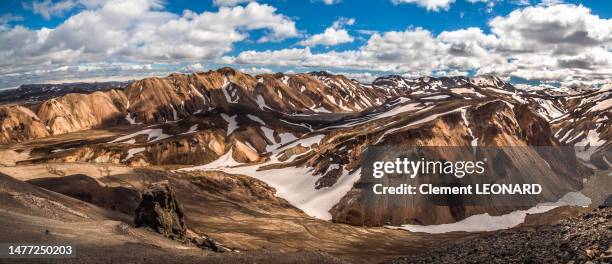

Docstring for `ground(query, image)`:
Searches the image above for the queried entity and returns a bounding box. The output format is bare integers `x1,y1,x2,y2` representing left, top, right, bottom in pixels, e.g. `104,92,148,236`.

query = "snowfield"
181,134,361,220
388,192,591,233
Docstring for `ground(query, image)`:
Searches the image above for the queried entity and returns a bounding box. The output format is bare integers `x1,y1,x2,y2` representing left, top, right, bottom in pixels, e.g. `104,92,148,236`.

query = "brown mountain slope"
36,89,128,135
0,68,391,144
0,105,50,144
0,89,128,144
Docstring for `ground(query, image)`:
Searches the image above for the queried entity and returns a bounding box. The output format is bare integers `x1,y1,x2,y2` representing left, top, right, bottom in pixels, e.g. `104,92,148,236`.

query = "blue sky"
0,0,611,89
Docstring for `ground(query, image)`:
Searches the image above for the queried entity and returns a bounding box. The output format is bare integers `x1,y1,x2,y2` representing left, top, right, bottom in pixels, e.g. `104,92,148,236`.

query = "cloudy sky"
0,0,610,89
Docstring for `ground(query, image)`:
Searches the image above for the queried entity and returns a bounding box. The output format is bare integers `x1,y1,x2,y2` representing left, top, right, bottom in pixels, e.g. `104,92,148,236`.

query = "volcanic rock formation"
134,181,187,241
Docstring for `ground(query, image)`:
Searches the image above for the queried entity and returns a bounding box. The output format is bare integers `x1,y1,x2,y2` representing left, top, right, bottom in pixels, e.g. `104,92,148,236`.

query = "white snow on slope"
574,129,606,161
180,133,357,220
109,128,171,143
256,95,271,110
125,113,140,125
389,192,591,233
534,99,564,121
181,125,198,135
51,148,74,153
260,127,298,152
221,114,238,135
324,100,433,130
274,134,325,154
312,106,332,113
221,77,238,103
423,95,450,100
376,106,467,144
461,109,478,150
575,130,605,148
260,126,276,143
123,147,146,161
171,105,178,121
182,157,361,220
565,131,584,144
247,114,266,125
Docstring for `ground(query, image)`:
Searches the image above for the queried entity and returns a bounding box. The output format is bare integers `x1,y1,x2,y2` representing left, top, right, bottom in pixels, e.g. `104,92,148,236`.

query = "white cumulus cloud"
299,17,355,47
391,0,456,12
0,1,298,75
231,4,612,88
212,0,254,7
319,0,342,5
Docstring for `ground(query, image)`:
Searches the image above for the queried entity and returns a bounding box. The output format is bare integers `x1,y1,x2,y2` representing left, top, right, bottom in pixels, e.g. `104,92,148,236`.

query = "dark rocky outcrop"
134,181,187,241
134,180,234,252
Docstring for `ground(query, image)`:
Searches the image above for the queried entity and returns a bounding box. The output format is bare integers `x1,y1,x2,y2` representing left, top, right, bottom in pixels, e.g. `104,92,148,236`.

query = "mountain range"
0,67,610,263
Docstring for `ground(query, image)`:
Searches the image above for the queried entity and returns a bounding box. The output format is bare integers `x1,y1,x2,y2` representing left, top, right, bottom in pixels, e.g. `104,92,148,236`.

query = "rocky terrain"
382,207,612,264
0,167,477,264
0,68,609,263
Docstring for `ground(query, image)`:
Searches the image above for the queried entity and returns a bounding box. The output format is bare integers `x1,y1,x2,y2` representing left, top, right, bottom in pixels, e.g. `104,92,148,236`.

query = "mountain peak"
469,75,509,88
217,67,240,76
308,71,334,78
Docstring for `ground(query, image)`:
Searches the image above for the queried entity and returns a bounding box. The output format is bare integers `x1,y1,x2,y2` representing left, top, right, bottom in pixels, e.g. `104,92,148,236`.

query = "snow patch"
376,106,467,144
180,125,198,135
389,192,591,233
312,106,332,113
247,114,265,125
109,128,171,143
256,95,271,110
171,105,178,121
183,159,361,220
221,114,238,135
423,95,450,100
51,148,74,153
125,113,140,125
461,109,478,151
123,147,146,161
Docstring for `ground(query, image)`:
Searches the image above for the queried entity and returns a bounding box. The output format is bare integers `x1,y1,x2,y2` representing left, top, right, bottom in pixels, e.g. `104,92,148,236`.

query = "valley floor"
0,161,607,264
0,163,478,264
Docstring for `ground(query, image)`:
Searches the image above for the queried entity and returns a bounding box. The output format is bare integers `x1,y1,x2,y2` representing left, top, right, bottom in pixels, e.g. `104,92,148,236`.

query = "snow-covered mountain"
0,68,609,228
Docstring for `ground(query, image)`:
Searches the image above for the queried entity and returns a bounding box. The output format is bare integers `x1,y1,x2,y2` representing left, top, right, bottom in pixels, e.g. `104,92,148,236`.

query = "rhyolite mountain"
0,67,609,226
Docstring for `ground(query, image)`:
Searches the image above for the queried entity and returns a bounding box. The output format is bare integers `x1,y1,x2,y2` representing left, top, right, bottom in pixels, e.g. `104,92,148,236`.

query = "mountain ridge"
0,68,530,144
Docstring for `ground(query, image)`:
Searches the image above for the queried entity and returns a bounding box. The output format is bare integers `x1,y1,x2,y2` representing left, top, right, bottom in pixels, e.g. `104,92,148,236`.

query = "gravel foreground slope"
383,207,611,264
